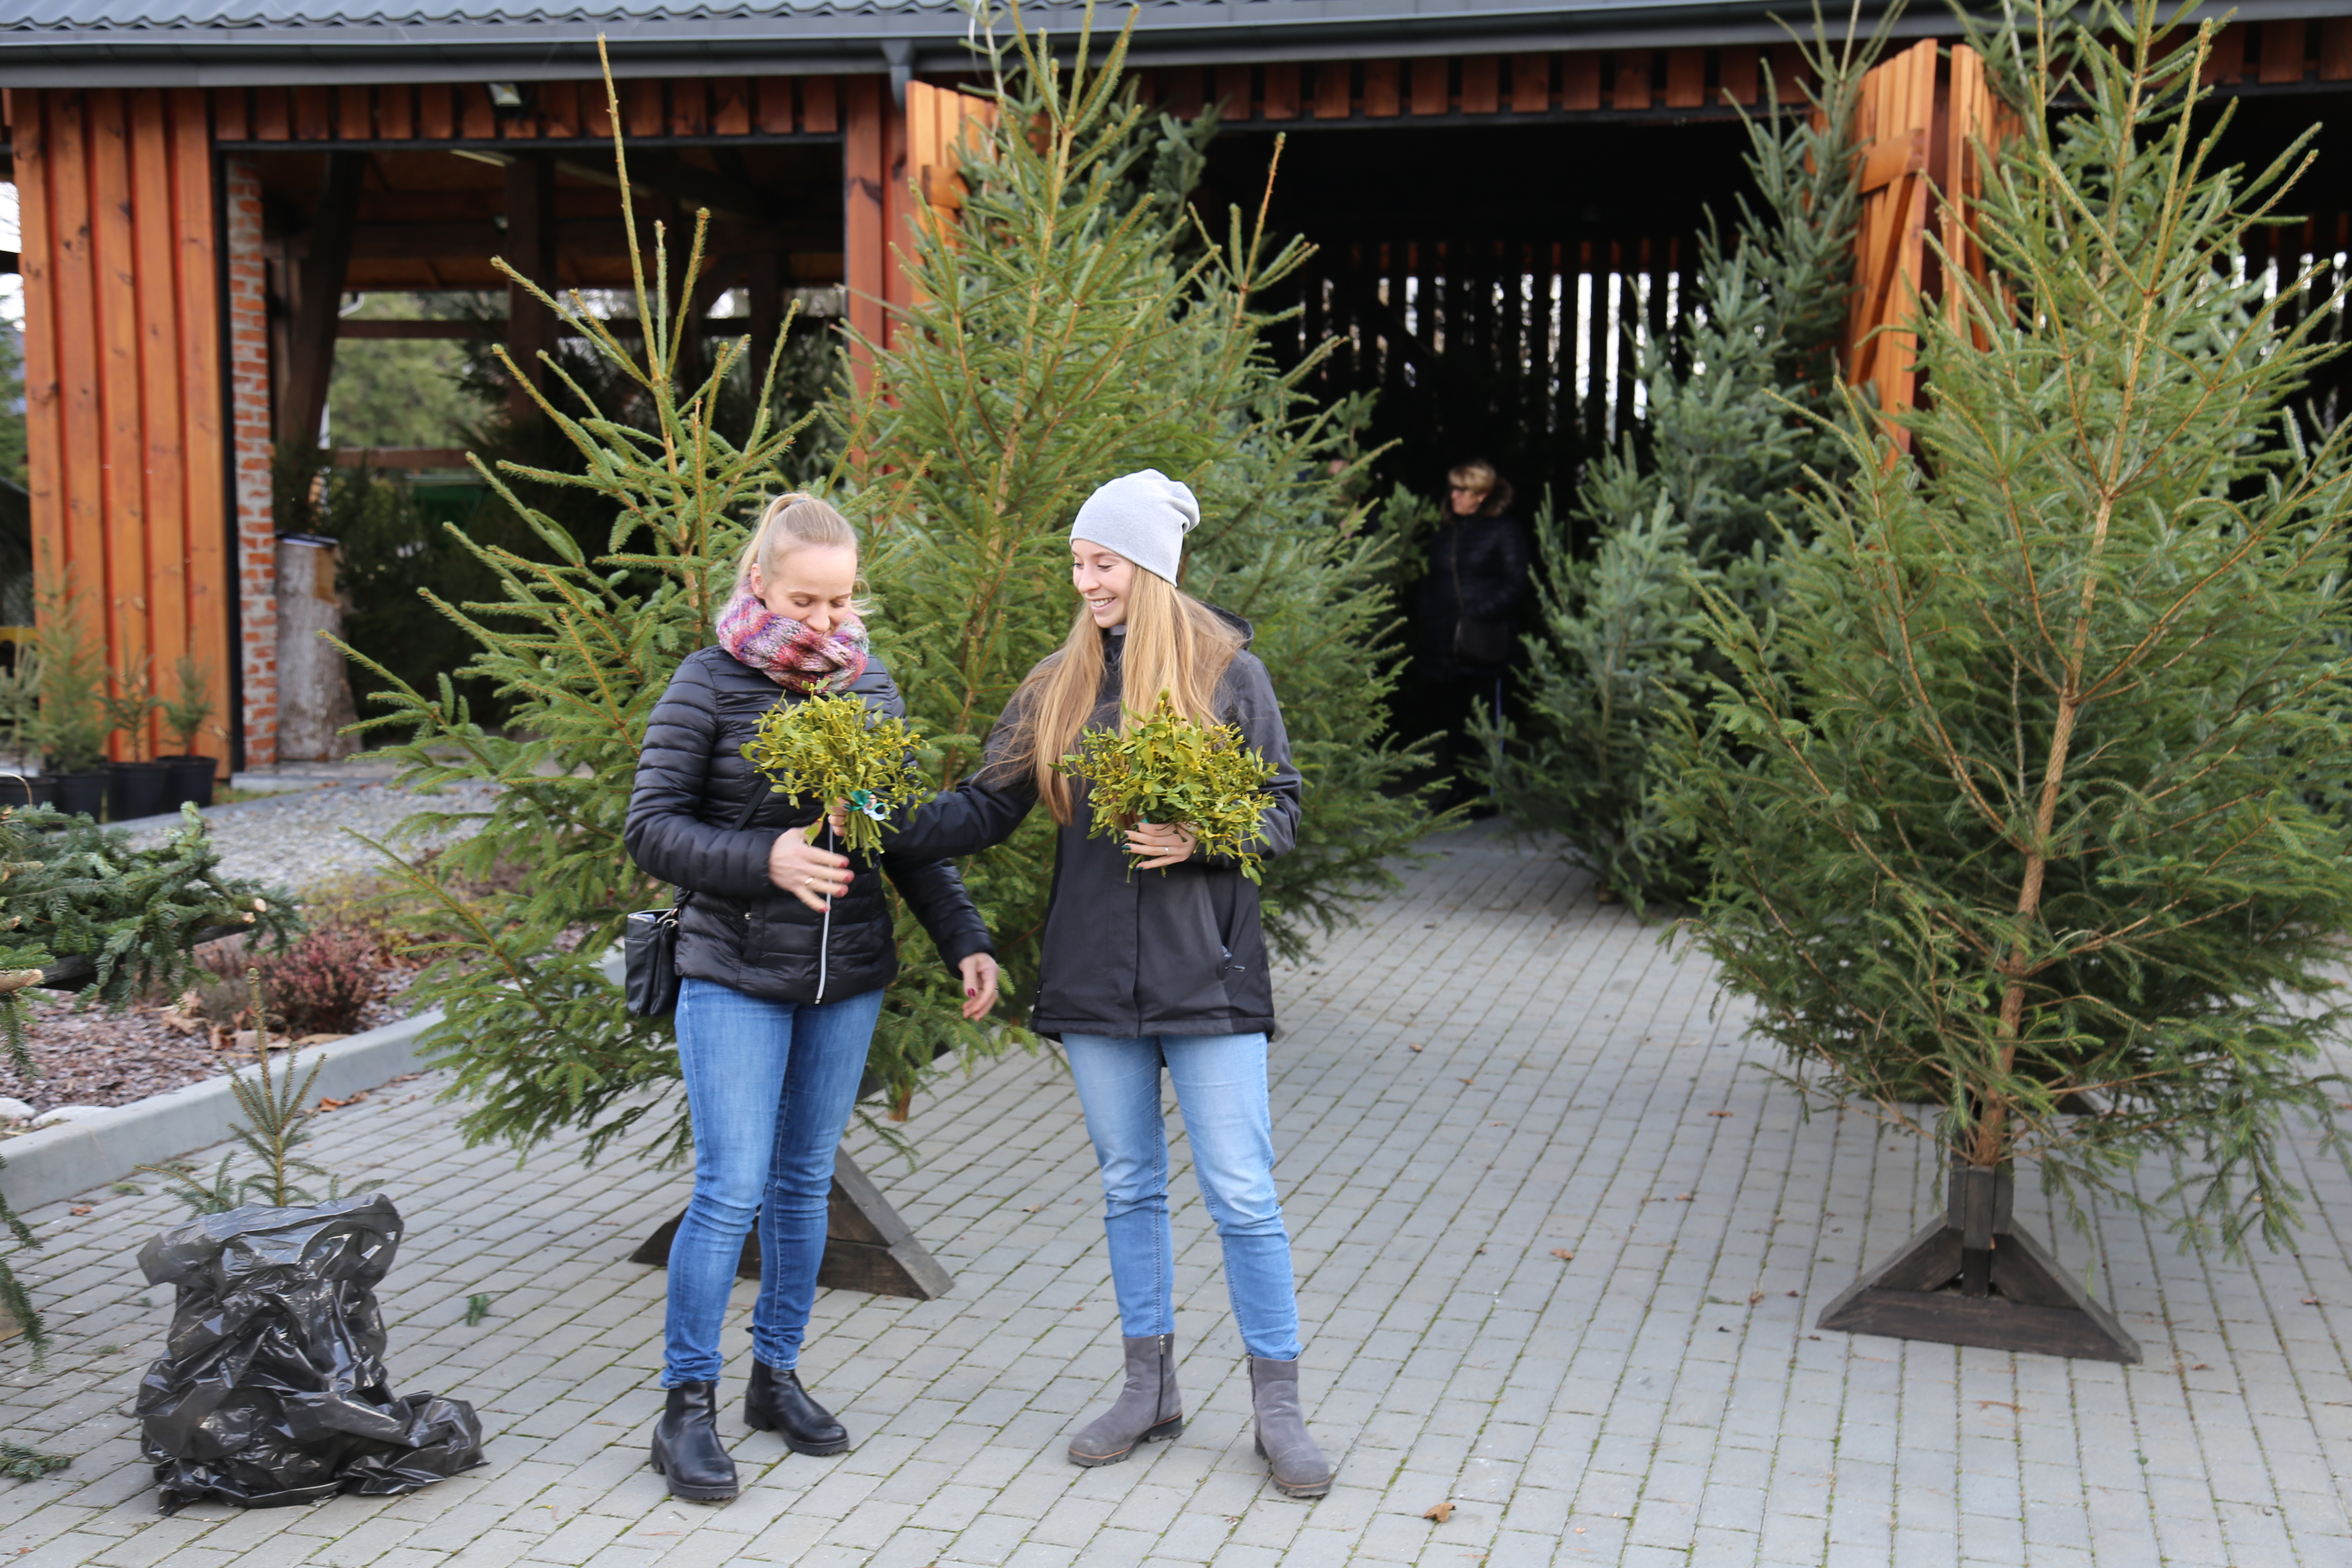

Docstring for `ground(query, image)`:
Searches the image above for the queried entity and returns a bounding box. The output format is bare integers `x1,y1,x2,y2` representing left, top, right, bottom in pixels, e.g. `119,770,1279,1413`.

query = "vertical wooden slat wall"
17,87,230,772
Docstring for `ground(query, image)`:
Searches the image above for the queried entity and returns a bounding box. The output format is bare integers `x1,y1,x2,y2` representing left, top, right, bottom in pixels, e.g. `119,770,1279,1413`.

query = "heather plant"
257,926,381,1036
1671,0,2352,1250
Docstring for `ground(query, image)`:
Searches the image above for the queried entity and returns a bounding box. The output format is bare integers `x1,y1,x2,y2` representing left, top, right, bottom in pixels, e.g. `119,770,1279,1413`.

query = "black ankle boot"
744,1359,849,1455
649,1381,739,1501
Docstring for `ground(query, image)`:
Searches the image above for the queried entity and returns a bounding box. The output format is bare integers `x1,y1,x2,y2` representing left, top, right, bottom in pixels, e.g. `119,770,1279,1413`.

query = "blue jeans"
1061,1031,1303,1361
664,977,885,1386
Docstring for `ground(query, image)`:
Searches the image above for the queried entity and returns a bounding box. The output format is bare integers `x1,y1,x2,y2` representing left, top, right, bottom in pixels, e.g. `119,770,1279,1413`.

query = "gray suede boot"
1068,1333,1183,1466
1250,1355,1332,1498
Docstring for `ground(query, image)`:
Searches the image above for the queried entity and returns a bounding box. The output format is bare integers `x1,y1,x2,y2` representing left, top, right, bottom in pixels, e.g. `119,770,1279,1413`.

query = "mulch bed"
2,964,423,1121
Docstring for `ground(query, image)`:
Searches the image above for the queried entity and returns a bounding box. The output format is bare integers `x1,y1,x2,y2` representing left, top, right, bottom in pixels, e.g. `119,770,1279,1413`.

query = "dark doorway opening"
1202,114,1763,532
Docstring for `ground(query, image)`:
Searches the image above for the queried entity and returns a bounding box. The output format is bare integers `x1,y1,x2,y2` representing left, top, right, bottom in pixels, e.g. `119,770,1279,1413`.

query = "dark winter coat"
624,645,992,1006
885,616,1302,1041
1417,511,1534,677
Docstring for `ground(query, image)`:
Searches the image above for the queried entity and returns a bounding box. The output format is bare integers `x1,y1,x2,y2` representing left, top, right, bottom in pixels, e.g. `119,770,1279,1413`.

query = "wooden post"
278,150,364,449
505,155,557,421
748,248,784,387
843,75,888,397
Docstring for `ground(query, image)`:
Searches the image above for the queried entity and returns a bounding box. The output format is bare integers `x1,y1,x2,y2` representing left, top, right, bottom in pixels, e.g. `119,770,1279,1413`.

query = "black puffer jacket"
1417,511,1534,677
625,646,991,1006
885,615,1302,1041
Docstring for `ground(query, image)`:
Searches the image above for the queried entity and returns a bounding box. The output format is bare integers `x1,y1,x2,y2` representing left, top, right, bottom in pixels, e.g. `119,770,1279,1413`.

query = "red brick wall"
224,157,276,767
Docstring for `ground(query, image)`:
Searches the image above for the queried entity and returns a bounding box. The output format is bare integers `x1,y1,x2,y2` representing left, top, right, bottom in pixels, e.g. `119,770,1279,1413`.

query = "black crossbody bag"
624,789,766,1019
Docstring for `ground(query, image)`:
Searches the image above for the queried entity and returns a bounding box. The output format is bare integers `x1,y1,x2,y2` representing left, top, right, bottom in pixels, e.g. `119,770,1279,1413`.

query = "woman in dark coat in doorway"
1414,459,1533,807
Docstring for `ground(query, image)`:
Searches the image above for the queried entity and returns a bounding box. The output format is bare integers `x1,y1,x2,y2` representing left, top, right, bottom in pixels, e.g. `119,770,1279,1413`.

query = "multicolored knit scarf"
715,588,870,695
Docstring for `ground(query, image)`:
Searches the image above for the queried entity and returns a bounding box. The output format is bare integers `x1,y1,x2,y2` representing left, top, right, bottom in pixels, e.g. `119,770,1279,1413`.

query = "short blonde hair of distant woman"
733,492,858,593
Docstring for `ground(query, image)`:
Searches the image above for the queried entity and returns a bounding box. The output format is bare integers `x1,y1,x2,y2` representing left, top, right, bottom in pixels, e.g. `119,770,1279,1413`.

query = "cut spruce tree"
1670,0,2352,1360
349,15,1427,1229
832,5,1435,1057
1475,22,1883,913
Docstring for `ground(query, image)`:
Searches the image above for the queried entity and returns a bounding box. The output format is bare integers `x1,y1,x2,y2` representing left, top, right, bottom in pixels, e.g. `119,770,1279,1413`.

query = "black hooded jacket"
1417,510,1534,676
624,645,991,1006
884,616,1302,1040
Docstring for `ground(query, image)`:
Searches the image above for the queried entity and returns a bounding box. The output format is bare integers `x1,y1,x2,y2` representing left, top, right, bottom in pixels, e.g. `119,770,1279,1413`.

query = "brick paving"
3,824,2350,1566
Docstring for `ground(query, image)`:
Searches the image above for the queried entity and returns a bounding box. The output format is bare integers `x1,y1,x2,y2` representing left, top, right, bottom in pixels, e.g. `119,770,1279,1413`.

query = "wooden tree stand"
629,1149,952,1300
1816,1161,2140,1363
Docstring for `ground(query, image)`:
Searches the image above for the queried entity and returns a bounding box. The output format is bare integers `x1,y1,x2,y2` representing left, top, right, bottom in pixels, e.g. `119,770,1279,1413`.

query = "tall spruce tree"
833,8,1433,1036
1478,24,1883,912
343,75,842,1161
352,13,1431,1160
1671,0,2352,1250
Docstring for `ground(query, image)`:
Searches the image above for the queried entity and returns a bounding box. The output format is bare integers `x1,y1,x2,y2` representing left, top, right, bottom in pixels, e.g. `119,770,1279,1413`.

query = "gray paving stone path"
3,824,2350,1566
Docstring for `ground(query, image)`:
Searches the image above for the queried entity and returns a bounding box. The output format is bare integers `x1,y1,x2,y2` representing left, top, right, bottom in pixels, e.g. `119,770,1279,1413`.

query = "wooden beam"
504,155,557,420
843,74,887,395
278,150,364,449
1363,60,1401,117
168,85,232,783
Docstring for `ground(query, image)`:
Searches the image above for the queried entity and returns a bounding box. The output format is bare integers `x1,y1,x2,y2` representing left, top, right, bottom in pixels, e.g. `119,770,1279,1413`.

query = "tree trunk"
275,536,359,764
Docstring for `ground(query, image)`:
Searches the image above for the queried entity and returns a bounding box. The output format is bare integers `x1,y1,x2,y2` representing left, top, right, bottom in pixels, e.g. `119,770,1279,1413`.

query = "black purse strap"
675,781,772,913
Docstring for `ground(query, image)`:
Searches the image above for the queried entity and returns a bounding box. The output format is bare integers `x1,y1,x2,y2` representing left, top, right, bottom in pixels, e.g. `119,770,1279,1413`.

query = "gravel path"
125,779,501,897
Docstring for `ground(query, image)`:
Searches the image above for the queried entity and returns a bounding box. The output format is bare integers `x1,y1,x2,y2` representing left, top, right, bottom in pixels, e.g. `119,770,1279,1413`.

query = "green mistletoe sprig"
742,694,930,858
1056,692,1278,882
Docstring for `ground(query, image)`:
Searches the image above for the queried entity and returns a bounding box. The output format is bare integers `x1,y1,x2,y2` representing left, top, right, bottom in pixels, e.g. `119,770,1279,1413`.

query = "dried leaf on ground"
1423,1501,1454,1523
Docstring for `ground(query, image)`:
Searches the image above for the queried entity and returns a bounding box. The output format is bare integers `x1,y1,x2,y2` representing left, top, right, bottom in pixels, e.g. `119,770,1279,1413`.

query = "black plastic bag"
135,1193,487,1512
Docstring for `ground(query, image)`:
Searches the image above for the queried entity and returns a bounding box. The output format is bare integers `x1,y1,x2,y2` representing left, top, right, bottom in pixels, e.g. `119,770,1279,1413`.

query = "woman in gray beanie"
883,468,1334,1498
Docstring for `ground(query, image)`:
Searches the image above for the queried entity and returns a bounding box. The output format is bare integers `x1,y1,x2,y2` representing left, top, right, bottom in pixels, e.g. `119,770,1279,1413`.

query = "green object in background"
464,1293,493,1327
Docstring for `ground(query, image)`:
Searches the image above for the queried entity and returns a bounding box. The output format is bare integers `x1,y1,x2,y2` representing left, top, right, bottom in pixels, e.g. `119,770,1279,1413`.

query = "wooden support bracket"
628,1147,952,1301
1816,1162,2140,1363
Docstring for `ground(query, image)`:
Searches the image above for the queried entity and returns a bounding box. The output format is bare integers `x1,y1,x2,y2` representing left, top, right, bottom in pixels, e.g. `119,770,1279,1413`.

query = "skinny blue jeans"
664,977,885,1387
1061,1031,1303,1362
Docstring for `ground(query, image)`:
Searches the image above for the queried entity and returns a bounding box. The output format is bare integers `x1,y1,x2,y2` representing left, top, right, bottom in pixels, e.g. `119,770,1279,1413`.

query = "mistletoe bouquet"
741,694,929,858
1056,692,1280,882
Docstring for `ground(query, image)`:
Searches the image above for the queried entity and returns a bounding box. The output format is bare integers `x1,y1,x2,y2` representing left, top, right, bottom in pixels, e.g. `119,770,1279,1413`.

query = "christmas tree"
833,5,1434,1057
1478,22,1883,911
1673,0,2352,1253
353,10,1433,1156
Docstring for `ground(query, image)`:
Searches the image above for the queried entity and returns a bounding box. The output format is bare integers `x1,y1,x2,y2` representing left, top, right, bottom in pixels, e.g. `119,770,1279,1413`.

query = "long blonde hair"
1001,569,1245,824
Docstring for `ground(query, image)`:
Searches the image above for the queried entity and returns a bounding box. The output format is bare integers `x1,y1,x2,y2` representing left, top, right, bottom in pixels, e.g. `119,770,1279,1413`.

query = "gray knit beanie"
1070,469,1199,584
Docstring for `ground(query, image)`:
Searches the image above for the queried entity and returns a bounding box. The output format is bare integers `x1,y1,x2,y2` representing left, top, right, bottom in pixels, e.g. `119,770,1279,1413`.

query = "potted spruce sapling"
0,644,52,810
1056,693,1281,883
102,661,171,823
156,656,219,810
31,589,108,820
1670,0,2352,1362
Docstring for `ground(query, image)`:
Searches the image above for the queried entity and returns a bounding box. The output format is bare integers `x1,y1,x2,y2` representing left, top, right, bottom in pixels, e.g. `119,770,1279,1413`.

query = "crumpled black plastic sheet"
135,1193,487,1512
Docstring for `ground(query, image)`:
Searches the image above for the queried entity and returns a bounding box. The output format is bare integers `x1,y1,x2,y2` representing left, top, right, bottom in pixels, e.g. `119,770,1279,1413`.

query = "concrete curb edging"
0,1007,447,1213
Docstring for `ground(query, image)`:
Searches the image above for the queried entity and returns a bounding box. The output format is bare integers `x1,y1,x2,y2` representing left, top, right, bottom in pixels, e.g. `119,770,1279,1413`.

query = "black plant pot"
158,755,217,811
107,760,172,822
46,769,107,820
0,773,58,810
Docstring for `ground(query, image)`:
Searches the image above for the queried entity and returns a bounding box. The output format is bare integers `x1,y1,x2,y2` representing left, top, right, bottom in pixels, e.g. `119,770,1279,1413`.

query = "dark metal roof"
0,0,1904,87
0,0,2321,86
